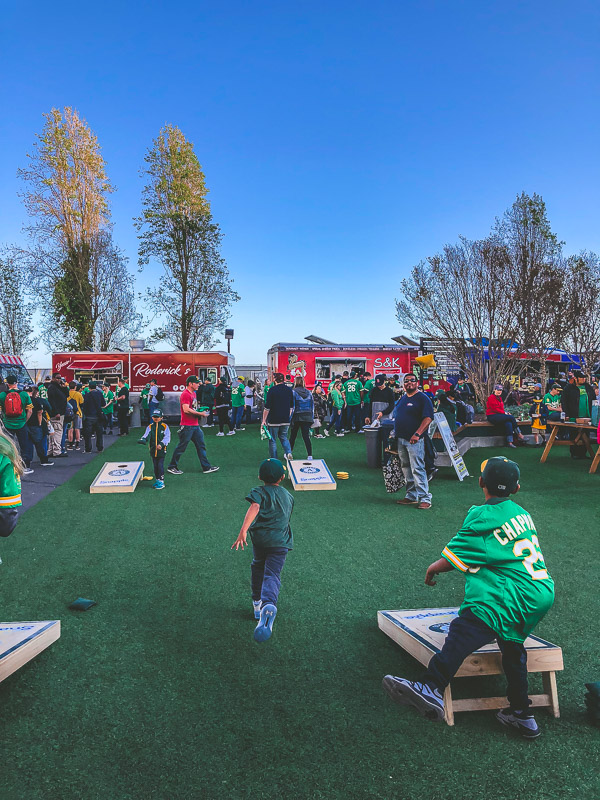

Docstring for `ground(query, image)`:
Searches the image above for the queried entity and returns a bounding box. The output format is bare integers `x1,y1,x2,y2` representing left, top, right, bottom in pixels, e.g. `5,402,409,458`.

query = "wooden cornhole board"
378,607,563,725
0,621,61,683
287,459,336,491
90,461,144,493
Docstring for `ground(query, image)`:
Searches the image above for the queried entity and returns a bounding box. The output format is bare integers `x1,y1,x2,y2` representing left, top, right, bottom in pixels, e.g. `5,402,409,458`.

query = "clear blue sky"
2,1,599,368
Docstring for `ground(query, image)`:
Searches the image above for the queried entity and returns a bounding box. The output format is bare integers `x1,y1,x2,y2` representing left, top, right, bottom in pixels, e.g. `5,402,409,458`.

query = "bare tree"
397,237,530,405
562,251,600,376
0,249,38,356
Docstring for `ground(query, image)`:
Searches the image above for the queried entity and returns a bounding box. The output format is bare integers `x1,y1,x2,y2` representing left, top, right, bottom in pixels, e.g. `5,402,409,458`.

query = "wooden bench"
378,608,563,726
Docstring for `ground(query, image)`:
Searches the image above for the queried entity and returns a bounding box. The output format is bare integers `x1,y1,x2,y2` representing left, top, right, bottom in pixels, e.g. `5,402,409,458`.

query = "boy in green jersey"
383,456,554,739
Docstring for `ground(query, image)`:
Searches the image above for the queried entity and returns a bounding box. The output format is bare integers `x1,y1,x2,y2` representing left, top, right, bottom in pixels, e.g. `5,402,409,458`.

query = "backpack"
156,387,164,401
294,390,314,416
4,390,23,417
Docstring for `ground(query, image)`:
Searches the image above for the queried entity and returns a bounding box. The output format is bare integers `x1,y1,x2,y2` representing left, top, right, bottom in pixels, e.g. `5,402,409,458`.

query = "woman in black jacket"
214,377,234,436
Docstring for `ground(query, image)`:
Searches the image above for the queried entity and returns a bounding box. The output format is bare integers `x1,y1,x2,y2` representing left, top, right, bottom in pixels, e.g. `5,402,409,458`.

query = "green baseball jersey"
543,392,560,411
231,384,245,407
0,453,22,508
330,388,344,409
362,379,375,403
140,387,150,409
343,379,363,406
103,390,115,413
442,498,554,642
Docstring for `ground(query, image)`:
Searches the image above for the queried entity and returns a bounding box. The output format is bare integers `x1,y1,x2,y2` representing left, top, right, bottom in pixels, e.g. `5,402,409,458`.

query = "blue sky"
2,1,599,368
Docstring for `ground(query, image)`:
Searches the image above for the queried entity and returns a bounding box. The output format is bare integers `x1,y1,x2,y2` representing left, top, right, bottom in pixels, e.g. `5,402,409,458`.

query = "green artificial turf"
1,430,598,799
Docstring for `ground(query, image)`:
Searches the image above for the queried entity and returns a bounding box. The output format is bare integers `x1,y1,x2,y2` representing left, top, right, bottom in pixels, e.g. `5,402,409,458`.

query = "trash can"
365,427,382,469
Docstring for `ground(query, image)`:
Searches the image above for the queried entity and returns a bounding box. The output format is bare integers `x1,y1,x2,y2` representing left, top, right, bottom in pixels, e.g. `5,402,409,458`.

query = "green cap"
186,375,200,384
480,456,520,497
259,458,285,484
151,408,163,417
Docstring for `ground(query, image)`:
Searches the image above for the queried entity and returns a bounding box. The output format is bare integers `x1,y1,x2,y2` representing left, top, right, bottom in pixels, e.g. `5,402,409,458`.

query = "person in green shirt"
0,427,23,536
325,379,345,436
231,378,246,431
102,384,115,434
0,376,34,473
343,373,364,432
383,456,554,739
542,385,562,421
232,458,294,643
361,372,375,432
140,384,151,426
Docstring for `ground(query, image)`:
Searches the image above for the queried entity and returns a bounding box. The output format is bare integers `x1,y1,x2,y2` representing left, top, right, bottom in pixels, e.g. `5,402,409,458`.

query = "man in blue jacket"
394,373,434,509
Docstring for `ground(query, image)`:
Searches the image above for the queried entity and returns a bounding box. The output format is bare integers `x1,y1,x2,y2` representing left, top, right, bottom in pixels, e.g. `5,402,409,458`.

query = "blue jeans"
347,404,362,432
397,436,431,504
487,413,520,443
168,426,211,471
60,420,69,453
231,405,245,429
251,546,289,607
268,425,291,459
327,408,342,433
423,609,529,711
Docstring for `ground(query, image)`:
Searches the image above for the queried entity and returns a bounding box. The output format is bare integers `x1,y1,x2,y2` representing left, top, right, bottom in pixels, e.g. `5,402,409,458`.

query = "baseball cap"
186,375,200,384
89,381,97,389
480,457,520,497
259,458,285,484
151,408,163,417
494,383,503,391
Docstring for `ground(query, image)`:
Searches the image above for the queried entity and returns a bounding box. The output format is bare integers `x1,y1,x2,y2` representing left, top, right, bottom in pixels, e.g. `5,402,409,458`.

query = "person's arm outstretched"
232,502,260,550
424,558,454,586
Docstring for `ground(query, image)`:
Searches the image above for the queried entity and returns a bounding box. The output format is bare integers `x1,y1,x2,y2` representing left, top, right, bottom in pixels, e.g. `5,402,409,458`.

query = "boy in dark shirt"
232,458,294,643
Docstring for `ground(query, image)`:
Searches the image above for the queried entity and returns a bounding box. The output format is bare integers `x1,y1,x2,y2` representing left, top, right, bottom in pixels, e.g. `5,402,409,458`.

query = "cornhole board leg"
543,670,560,717
443,685,454,726
0,621,61,683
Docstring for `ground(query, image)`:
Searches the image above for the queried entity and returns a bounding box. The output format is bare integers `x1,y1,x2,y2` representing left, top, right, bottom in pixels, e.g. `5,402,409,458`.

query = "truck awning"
67,360,123,371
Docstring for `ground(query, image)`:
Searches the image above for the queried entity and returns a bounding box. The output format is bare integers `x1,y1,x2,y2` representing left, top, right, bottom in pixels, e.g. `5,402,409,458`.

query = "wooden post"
542,671,560,718
539,425,558,464
443,685,454,726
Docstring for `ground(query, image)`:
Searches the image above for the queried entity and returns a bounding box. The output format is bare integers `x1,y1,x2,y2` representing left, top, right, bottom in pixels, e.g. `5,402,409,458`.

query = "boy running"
383,456,555,738
232,458,294,643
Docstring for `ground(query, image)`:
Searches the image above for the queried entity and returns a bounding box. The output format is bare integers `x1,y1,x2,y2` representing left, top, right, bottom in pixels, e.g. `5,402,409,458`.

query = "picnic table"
539,420,600,474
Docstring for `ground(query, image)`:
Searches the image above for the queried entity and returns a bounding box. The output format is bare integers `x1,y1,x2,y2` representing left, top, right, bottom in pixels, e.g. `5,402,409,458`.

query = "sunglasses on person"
404,378,417,383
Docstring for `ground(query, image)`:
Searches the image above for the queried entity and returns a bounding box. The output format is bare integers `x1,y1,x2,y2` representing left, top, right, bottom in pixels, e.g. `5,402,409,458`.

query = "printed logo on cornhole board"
90,461,144,494
288,459,336,491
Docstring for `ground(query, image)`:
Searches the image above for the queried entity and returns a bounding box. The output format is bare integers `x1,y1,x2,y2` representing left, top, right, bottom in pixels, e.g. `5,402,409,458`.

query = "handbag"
311,417,321,429
382,454,405,493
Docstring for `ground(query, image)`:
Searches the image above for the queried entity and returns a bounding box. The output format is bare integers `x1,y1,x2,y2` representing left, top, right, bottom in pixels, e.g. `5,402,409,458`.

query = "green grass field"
1,429,598,800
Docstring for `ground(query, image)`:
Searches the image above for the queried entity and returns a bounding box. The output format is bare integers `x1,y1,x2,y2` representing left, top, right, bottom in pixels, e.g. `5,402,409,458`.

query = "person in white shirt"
244,379,256,425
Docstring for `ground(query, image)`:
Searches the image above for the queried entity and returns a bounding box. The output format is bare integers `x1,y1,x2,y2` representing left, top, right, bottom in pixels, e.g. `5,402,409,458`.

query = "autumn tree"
0,249,38,356
562,251,600,375
18,107,115,349
136,124,239,350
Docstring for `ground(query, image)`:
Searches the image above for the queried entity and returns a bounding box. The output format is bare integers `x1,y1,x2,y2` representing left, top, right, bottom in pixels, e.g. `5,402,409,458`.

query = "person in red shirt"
166,376,220,475
486,384,526,449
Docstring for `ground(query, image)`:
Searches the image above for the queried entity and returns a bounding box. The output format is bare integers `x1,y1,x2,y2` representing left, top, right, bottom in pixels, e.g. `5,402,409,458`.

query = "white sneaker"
236,427,246,431
307,455,313,461
227,430,236,436
336,432,344,437
23,467,34,475
216,432,225,437
285,452,293,461
323,429,330,437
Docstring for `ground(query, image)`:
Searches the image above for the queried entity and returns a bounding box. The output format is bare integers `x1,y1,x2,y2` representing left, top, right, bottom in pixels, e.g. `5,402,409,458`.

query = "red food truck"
267,343,419,389
52,349,236,419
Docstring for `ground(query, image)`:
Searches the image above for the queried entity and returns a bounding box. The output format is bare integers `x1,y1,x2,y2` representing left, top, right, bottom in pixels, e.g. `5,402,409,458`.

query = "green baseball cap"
480,456,520,497
186,375,201,384
259,458,285,484
151,408,163,417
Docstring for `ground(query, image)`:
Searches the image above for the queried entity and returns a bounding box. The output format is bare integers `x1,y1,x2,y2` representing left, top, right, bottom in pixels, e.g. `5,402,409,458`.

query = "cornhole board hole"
90,461,144,494
378,608,563,725
0,621,61,683
287,459,336,491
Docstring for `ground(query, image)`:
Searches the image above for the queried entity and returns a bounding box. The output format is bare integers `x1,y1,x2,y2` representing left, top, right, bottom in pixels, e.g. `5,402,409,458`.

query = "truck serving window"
0,363,32,386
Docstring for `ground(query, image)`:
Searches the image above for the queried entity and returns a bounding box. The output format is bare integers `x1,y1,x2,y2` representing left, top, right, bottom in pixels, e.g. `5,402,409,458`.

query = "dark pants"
251,545,289,607
289,419,312,457
152,454,165,480
362,401,372,427
347,404,362,432
11,426,31,467
486,413,521,443
27,425,50,464
142,407,150,426
216,407,232,433
83,417,104,452
243,405,253,424
103,411,114,432
117,407,129,435
168,426,211,471
423,609,530,711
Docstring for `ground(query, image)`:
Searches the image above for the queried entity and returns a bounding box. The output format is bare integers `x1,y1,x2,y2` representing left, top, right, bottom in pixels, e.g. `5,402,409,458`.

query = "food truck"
52,349,236,418
267,343,419,390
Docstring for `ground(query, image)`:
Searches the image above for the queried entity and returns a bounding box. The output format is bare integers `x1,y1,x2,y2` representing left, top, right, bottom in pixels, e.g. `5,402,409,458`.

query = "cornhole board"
378,608,563,725
0,621,61,683
287,459,336,491
90,461,144,494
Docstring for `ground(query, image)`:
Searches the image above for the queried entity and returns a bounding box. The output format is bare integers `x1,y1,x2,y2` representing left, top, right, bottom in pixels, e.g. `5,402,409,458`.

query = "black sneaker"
496,708,541,739
167,467,183,475
382,676,444,721
203,466,220,474
55,453,69,458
